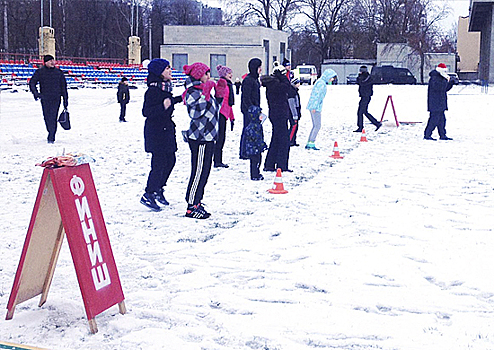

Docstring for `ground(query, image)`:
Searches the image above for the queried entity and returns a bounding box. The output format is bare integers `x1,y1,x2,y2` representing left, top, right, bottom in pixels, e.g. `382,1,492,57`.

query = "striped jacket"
183,77,220,142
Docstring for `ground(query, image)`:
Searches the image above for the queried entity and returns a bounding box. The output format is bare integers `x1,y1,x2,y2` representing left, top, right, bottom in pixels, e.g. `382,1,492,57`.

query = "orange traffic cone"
268,168,288,194
360,129,368,142
330,141,344,159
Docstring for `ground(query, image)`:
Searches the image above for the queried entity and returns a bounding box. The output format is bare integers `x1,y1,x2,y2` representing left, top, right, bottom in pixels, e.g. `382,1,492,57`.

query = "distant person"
260,61,292,172
213,64,235,168
140,59,182,212
29,54,68,143
117,76,130,122
234,77,242,95
282,58,294,81
288,78,301,146
183,62,219,219
240,58,265,180
424,63,454,141
354,65,382,132
305,68,337,150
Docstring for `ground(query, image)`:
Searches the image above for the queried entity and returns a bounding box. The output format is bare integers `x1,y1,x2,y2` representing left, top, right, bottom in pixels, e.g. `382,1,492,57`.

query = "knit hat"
282,58,291,67
147,58,170,77
272,61,286,74
216,64,232,78
183,62,210,80
120,76,128,82
43,55,54,63
359,65,368,73
436,63,449,79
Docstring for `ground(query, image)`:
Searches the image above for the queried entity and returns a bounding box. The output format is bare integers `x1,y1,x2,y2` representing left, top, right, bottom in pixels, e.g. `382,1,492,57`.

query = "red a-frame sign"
380,95,400,127
5,163,125,334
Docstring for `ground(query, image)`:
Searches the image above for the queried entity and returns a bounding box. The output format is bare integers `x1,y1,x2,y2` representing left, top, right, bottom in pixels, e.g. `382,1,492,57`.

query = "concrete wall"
469,0,494,82
457,16,480,75
160,25,289,79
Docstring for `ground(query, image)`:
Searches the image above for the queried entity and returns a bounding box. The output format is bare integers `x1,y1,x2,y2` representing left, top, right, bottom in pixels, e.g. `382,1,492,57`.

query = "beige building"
457,16,480,79
469,0,494,82
160,25,289,79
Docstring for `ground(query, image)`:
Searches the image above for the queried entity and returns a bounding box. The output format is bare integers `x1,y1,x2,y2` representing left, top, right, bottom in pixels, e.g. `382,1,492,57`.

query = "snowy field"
1,81,493,350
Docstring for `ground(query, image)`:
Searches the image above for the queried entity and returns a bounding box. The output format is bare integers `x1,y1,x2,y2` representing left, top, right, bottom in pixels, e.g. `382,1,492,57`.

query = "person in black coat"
260,61,292,172
240,58,264,180
140,58,182,212
117,77,130,122
424,63,454,141
234,77,242,95
29,55,68,143
354,65,381,132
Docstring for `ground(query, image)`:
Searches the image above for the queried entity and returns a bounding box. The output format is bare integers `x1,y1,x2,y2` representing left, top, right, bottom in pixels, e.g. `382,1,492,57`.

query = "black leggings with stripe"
186,140,214,206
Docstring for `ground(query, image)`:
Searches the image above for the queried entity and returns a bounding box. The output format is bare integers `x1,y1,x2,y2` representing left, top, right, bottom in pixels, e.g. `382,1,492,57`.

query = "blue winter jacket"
306,69,337,112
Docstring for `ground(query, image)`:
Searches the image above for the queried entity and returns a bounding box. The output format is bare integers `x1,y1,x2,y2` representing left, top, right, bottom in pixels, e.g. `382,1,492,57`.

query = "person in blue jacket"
305,68,337,150
140,58,182,212
424,63,454,141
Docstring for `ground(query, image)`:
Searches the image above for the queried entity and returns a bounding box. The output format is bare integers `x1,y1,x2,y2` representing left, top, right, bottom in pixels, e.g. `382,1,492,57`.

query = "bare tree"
224,0,298,30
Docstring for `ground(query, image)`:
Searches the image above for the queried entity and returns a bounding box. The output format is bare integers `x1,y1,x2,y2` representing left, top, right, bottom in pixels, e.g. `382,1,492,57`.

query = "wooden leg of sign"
88,318,98,334
118,301,127,315
39,223,65,307
5,307,15,320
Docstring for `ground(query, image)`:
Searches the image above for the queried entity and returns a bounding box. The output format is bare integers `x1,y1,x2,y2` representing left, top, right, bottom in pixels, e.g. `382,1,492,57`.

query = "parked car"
371,66,417,85
293,65,318,85
346,73,358,84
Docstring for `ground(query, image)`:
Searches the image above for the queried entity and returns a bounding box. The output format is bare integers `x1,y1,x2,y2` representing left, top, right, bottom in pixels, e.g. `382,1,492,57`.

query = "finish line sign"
6,163,125,333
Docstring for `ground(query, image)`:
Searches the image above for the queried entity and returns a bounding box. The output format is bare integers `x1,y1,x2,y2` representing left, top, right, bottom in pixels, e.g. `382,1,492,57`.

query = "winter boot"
140,192,161,212
155,188,169,205
185,203,211,219
305,141,319,150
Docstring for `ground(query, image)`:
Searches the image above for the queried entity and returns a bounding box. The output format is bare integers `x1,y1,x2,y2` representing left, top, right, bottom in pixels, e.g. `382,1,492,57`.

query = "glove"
63,99,68,109
202,80,216,101
215,79,227,98
230,119,234,131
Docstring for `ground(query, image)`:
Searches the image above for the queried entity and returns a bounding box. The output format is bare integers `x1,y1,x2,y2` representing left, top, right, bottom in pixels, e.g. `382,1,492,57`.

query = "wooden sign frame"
6,164,125,334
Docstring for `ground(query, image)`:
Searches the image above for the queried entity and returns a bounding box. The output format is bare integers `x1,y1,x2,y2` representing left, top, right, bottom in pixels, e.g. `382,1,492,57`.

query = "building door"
263,40,269,75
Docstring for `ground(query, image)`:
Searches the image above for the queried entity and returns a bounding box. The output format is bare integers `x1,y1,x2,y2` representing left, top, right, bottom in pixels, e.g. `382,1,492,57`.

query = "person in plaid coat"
182,62,220,219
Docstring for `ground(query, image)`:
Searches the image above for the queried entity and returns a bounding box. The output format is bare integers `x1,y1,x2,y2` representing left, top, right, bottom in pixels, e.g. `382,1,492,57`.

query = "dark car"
346,73,358,84
371,66,417,85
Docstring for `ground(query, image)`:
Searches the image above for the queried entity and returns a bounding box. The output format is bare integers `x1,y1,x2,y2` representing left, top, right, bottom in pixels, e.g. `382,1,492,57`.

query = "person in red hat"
424,63,454,141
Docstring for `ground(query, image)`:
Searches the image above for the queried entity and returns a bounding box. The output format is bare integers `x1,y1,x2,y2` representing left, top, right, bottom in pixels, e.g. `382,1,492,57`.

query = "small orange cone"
268,168,288,194
360,129,368,142
330,141,344,159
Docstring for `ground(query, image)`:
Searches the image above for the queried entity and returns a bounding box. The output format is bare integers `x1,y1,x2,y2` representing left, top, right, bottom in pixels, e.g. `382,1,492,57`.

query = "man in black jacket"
354,65,381,132
29,55,68,143
117,76,130,122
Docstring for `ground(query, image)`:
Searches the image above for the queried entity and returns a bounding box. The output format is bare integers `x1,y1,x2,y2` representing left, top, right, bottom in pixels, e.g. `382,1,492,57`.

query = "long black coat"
260,71,291,121
427,69,453,112
357,72,373,97
117,82,130,104
143,75,182,153
29,65,68,102
241,59,262,115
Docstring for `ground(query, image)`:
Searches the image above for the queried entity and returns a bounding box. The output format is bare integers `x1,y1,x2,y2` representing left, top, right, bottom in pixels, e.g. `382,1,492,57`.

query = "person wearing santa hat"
424,63,454,141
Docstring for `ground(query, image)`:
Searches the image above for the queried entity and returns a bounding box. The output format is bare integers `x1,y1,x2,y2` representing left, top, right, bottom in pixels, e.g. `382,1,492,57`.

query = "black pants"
424,111,447,138
145,152,176,194
186,140,214,206
357,96,380,129
41,98,61,142
250,153,262,178
119,102,127,121
213,115,227,165
264,117,290,171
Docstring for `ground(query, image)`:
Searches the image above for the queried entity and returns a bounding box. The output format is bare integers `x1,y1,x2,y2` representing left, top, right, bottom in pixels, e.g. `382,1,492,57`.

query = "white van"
293,65,317,85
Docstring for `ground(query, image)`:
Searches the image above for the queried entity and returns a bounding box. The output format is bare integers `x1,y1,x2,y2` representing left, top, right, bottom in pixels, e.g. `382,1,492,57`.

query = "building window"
263,40,269,75
210,54,226,77
280,42,286,63
172,54,188,72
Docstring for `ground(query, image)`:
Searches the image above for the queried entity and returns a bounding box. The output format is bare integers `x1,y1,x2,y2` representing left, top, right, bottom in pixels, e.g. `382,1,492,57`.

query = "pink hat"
216,64,232,78
183,62,210,80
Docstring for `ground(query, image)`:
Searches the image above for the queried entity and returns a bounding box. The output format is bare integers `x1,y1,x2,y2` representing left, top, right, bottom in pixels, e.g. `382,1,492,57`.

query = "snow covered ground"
1,81,493,350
